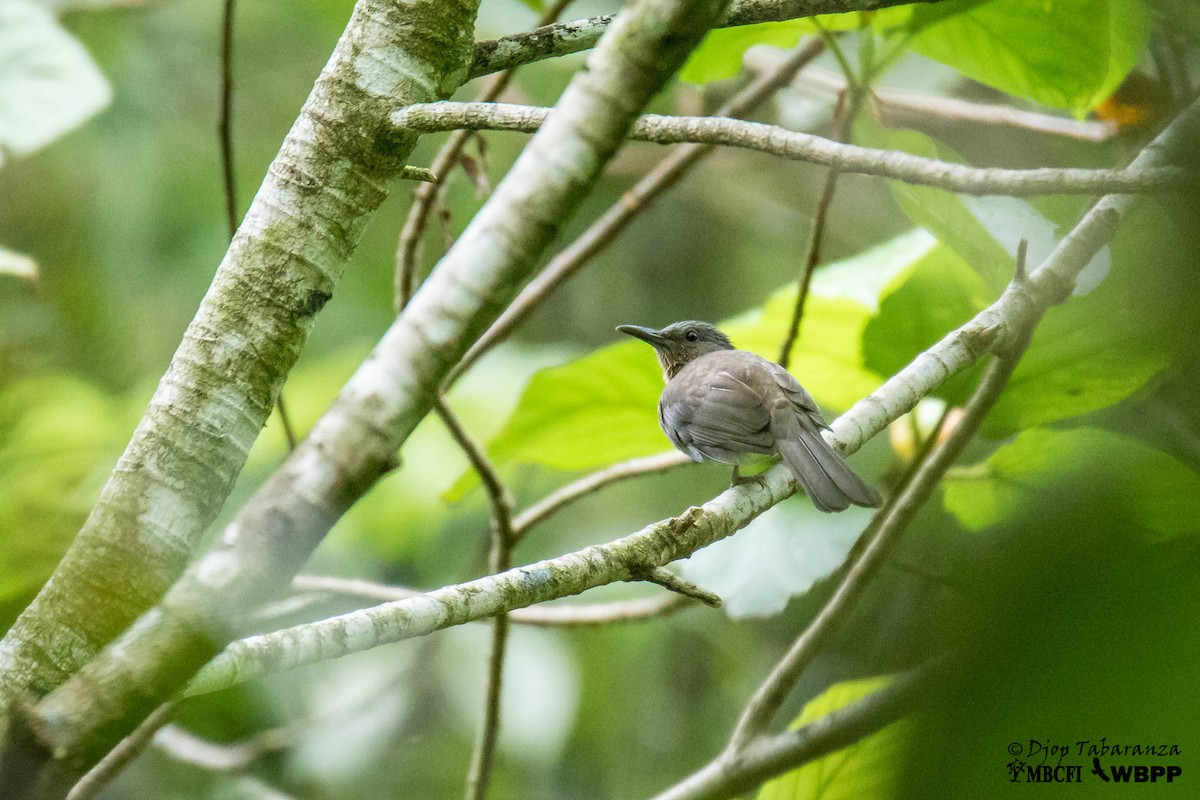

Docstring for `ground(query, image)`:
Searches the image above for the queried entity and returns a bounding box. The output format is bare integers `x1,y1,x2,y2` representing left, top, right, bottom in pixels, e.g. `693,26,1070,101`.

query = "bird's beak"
617,324,665,347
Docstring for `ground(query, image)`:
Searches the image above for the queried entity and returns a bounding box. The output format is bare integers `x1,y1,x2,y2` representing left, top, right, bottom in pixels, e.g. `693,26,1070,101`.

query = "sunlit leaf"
944,427,1200,538
861,242,991,407
758,675,912,799
984,202,1177,437
0,0,112,164
679,7,912,84
908,0,1151,113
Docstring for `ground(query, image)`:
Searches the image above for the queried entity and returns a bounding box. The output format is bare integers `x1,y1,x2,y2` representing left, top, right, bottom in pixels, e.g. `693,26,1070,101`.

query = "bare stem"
512,451,691,541
67,702,178,800
396,0,575,312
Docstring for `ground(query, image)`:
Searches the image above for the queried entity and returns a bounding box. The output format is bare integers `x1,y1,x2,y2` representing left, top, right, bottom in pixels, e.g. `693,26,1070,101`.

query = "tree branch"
394,102,1190,196
174,97,1198,698
0,0,482,703
20,0,736,779
291,575,695,626
468,0,941,78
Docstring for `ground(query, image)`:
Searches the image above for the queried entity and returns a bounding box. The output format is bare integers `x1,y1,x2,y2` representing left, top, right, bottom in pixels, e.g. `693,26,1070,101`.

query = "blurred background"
2,0,1199,797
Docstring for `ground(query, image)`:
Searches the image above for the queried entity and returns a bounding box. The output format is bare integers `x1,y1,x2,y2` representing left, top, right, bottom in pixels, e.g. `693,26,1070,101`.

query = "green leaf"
0,0,112,165
862,242,992,406
984,202,1177,437
944,427,1200,539
679,7,916,85
0,375,130,631
860,123,1107,293
758,675,912,799
449,231,942,497
680,22,809,84
908,0,1151,114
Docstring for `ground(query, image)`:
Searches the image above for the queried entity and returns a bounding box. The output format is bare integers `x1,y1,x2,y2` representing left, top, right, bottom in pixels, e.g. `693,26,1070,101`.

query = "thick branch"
175,98,1198,696
24,0,735,777
468,0,940,78
394,103,1189,196
0,0,481,701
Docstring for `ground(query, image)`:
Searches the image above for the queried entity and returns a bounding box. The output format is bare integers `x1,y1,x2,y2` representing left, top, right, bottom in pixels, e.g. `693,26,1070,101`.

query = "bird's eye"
685,329,699,342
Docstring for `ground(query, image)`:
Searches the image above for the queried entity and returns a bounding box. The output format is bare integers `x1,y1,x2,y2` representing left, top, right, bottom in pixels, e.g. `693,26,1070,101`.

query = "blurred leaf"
862,242,991,406
1149,0,1200,41
984,202,1176,437
449,232,943,497
680,22,809,84
943,427,1200,538
908,0,1151,113
758,675,912,799
0,247,37,281
0,0,112,164
679,501,871,618
862,123,1108,293
0,374,129,631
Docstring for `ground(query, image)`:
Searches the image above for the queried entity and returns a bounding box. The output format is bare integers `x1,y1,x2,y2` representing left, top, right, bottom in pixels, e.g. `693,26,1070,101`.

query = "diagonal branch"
468,0,942,78
394,103,1191,196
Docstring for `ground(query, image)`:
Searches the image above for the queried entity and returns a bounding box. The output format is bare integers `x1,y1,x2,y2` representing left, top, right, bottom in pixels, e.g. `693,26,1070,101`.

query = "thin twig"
67,702,178,800
512,451,692,541
728,248,1035,752
449,38,827,384
632,567,722,607
434,397,515,800
393,103,1190,197
395,0,575,312
777,41,864,369
153,724,292,773
217,0,296,451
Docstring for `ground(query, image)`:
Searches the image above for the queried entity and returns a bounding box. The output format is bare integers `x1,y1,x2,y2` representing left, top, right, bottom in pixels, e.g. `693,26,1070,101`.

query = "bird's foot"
730,465,768,489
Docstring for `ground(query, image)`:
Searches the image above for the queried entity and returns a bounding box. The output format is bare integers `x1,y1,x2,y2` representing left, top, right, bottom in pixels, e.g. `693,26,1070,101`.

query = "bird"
617,320,882,513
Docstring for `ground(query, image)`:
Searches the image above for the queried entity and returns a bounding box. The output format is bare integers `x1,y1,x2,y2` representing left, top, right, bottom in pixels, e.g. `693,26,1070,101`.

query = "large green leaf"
943,427,1200,538
908,0,1151,113
984,202,1177,437
861,242,992,407
758,675,912,799
860,123,1106,293
449,231,944,496
679,8,912,84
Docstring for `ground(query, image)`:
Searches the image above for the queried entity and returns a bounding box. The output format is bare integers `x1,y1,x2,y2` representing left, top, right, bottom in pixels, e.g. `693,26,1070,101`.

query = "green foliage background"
1,0,1198,797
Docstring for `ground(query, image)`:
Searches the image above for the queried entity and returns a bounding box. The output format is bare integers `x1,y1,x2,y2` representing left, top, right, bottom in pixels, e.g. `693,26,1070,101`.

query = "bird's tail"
771,405,882,513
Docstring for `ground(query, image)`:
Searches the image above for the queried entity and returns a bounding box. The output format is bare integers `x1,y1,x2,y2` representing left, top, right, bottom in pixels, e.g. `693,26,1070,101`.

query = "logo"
1005,739,1183,786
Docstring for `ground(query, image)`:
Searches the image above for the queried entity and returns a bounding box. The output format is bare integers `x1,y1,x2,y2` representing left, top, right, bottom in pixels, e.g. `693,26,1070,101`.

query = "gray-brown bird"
618,321,881,513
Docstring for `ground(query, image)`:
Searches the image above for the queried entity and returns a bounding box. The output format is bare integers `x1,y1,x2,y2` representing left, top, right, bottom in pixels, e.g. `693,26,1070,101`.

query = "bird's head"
617,320,734,379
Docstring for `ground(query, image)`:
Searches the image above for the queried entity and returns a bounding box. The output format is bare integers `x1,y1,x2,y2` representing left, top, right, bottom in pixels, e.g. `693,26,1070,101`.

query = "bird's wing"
659,362,774,463
764,359,830,431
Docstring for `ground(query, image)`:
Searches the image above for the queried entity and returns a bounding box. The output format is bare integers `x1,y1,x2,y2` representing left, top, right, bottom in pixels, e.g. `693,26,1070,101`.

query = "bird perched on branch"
618,321,882,513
